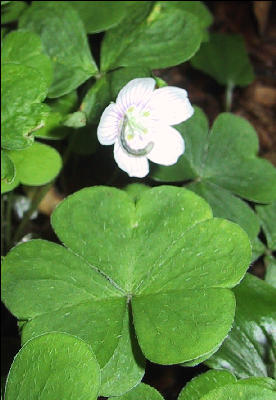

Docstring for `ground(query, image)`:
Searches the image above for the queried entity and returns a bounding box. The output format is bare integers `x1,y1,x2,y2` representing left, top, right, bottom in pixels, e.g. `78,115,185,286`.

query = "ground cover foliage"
1,1,276,399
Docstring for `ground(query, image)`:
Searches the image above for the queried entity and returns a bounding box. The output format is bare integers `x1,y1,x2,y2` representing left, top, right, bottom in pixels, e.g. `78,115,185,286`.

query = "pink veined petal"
114,140,149,178
116,78,156,113
147,124,185,166
149,86,194,126
97,103,122,145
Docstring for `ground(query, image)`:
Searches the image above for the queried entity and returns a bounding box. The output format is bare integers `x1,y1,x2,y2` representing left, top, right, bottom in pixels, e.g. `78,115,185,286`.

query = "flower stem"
1,195,5,255
12,183,51,245
106,169,120,186
62,133,76,166
225,82,234,112
60,134,77,193
5,191,13,252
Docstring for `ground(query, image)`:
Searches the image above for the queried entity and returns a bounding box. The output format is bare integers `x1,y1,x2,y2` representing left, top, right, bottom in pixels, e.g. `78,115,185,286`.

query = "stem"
72,153,79,185
5,191,13,251
62,133,76,166
1,196,5,255
61,133,78,192
60,134,76,193
12,183,51,245
225,82,234,112
264,247,272,258
106,169,120,186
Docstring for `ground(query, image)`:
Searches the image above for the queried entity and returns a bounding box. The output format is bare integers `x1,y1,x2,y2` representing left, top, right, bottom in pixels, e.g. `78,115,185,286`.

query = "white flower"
97,78,194,178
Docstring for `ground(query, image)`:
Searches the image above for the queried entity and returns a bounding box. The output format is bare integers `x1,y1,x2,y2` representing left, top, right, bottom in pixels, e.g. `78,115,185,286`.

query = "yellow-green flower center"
120,106,154,156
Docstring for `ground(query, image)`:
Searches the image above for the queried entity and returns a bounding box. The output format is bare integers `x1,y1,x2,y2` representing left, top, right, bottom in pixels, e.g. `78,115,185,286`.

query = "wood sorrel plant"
2,186,251,397
6,348,276,400
1,1,276,399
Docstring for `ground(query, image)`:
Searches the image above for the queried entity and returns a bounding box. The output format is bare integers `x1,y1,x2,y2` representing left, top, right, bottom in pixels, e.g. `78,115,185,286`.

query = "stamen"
120,115,154,156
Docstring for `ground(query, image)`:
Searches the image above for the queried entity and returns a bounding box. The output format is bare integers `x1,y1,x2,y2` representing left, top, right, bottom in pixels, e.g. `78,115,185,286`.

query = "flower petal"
97,103,122,145
116,78,156,113
114,140,149,178
147,125,185,166
149,86,194,126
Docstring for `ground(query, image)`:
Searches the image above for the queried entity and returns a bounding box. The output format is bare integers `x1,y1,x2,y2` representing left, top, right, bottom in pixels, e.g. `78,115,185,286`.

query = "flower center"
120,106,154,156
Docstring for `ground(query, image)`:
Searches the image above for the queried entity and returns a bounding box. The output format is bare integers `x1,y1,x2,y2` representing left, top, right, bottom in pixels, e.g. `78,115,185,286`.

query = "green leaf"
256,201,276,251
191,33,255,87
238,377,276,391
1,1,26,24
1,150,15,183
73,76,109,155
48,90,78,115
33,111,70,140
200,383,276,400
1,26,8,42
124,183,151,203
6,142,62,186
251,236,266,262
264,255,276,289
100,308,145,397
204,114,276,203
206,273,276,379
63,111,86,128
180,344,222,368
4,332,100,400
110,383,164,399
2,186,251,368
178,370,237,400
163,1,213,40
1,63,49,150
101,0,153,71
19,1,98,98
2,238,127,368
178,371,276,400
1,30,53,87
35,91,78,140
70,1,128,33
101,2,202,71
152,106,209,182
81,76,111,125
1,176,20,194
109,66,152,99
188,181,260,241
152,109,276,204
152,108,275,260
